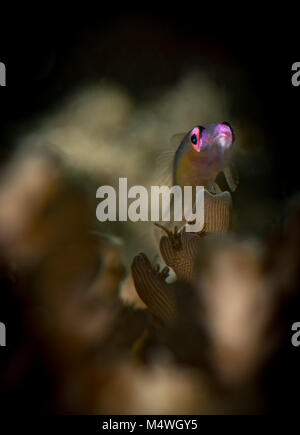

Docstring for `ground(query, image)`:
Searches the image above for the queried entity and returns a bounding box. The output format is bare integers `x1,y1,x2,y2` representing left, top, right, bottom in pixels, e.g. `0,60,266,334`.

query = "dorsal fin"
169,132,186,148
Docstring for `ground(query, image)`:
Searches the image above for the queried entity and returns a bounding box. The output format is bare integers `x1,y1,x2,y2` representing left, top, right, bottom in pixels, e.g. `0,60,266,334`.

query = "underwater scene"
0,11,300,417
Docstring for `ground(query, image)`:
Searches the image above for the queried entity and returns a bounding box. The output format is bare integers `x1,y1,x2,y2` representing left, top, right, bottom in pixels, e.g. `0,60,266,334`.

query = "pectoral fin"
223,165,239,192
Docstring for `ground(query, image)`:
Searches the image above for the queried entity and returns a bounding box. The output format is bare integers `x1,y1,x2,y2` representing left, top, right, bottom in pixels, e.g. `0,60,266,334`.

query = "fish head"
187,122,234,154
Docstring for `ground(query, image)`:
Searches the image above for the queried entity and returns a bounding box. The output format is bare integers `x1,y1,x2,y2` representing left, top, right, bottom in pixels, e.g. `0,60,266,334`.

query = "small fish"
156,122,237,234
173,122,237,193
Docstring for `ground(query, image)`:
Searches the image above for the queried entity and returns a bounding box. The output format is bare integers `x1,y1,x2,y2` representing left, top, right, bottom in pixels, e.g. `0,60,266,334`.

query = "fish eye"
189,126,202,152
191,134,197,145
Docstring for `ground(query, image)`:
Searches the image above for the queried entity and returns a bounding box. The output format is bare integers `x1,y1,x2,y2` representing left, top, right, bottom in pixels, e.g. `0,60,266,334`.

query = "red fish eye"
189,127,201,151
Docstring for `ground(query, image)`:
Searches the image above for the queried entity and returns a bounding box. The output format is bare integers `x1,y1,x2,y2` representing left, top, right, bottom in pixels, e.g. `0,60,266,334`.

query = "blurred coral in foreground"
0,146,299,415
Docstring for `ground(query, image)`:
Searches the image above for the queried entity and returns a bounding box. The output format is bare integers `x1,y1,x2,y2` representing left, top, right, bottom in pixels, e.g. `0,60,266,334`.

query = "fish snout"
214,123,234,149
